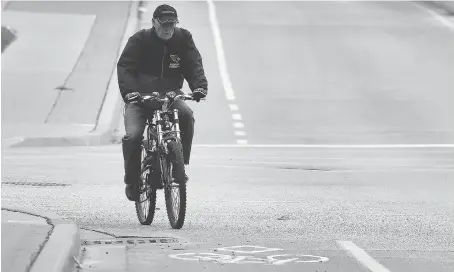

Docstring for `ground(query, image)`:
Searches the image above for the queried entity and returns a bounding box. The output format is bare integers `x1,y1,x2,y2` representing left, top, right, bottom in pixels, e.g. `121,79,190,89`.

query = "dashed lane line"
207,0,247,145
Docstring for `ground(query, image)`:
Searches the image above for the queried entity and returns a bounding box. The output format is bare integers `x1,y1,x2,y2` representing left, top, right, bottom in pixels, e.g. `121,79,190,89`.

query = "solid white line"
193,144,454,148
232,113,242,120
229,104,239,111
207,0,235,101
338,241,391,272
233,122,245,129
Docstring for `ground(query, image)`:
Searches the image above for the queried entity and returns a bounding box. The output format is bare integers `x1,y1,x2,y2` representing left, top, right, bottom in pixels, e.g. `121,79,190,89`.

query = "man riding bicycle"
117,4,208,201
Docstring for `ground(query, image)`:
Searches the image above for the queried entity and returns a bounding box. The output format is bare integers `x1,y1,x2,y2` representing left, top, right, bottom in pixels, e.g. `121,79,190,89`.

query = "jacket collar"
150,27,177,44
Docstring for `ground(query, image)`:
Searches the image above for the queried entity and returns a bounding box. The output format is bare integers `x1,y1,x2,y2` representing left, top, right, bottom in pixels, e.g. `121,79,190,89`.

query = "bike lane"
79,240,365,271
78,237,454,271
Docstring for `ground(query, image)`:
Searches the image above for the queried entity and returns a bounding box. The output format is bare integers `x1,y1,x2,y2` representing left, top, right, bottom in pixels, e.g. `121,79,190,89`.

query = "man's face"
153,18,177,40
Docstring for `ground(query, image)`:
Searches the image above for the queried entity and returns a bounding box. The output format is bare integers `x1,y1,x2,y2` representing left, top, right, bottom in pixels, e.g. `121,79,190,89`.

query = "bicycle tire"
135,144,157,225
164,139,187,229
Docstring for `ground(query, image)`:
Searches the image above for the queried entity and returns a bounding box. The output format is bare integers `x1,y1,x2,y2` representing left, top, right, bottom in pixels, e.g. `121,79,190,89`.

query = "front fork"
154,109,181,185
154,109,181,152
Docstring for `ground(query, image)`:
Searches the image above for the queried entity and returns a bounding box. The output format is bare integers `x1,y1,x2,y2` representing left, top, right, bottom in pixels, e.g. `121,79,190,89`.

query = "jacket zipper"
161,45,166,78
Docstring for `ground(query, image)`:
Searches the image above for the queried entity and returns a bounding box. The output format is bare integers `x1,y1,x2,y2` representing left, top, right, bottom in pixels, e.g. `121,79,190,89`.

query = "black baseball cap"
153,4,178,23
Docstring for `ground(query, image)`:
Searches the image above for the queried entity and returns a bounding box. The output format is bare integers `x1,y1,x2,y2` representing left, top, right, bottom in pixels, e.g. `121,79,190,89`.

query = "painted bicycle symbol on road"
169,245,329,265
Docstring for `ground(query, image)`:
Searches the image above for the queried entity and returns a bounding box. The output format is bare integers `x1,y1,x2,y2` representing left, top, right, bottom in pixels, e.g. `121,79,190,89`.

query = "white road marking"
227,104,248,143
232,113,242,120
233,122,245,129
236,139,248,145
234,131,247,136
217,245,282,254
229,104,239,111
193,144,454,148
207,0,248,144
169,251,329,265
338,241,391,272
207,0,235,101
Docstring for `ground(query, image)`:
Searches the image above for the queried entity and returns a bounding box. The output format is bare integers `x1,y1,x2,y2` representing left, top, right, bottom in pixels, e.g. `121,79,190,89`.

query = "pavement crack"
79,227,117,238
1,208,55,272
44,14,98,124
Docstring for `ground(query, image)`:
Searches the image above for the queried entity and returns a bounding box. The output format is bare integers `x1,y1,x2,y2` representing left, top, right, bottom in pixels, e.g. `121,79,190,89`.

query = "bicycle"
124,91,203,229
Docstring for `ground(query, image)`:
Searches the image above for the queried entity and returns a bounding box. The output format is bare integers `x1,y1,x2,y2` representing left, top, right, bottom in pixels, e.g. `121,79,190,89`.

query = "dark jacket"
117,27,208,101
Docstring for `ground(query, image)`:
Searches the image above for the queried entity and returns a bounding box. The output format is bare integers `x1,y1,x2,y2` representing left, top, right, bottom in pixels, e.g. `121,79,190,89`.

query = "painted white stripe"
229,104,239,111
338,241,391,272
193,144,454,148
236,140,248,145
233,122,245,129
234,131,247,136
207,0,235,101
232,113,242,120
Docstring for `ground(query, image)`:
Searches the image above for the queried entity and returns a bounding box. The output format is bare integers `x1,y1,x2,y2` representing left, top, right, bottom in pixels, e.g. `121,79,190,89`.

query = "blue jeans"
121,99,194,185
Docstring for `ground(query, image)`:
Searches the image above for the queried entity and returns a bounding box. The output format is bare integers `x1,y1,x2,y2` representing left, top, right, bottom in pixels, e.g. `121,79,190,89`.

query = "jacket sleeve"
117,30,142,101
181,29,208,93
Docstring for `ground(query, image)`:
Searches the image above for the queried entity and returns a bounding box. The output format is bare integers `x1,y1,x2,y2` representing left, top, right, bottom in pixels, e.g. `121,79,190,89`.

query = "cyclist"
117,4,208,201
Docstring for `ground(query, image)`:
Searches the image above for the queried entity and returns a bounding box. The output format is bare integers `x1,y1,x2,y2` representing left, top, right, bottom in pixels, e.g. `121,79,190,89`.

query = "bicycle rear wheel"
164,139,187,229
135,144,157,225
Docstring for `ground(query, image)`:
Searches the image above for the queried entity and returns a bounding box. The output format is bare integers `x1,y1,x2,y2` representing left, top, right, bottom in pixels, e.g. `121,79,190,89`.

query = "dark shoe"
125,184,139,201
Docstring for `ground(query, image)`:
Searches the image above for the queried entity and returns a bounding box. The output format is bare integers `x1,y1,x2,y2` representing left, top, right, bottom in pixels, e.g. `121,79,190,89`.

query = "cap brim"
158,16,178,23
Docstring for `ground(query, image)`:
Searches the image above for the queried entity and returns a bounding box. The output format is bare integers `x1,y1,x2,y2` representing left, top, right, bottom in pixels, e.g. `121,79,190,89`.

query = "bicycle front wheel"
164,139,187,229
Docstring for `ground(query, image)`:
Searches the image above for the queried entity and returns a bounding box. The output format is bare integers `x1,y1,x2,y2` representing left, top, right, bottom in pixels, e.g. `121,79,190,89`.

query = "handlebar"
126,92,205,104
142,94,203,103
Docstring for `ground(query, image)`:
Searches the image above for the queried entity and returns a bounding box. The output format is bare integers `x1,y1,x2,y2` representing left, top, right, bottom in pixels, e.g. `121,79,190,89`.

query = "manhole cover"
1,181,70,187
82,237,179,245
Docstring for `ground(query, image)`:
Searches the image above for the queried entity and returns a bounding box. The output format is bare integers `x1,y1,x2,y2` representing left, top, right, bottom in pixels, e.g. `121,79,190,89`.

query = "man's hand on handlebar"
125,92,142,103
192,88,207,102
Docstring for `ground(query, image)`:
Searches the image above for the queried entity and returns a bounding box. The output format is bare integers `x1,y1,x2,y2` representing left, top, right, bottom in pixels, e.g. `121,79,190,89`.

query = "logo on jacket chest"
169,54,180,69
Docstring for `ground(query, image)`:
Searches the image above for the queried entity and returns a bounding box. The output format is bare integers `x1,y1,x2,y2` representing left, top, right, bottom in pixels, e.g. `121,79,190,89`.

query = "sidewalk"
1,208,81,272
1,0,139,149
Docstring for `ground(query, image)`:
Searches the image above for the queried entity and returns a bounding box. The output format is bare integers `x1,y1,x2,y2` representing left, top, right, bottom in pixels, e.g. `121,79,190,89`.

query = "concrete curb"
1,207,81,272
6,0,140,148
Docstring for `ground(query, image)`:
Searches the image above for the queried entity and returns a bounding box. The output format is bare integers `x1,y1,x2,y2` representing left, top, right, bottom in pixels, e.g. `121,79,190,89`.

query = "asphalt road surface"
2,1,454,271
